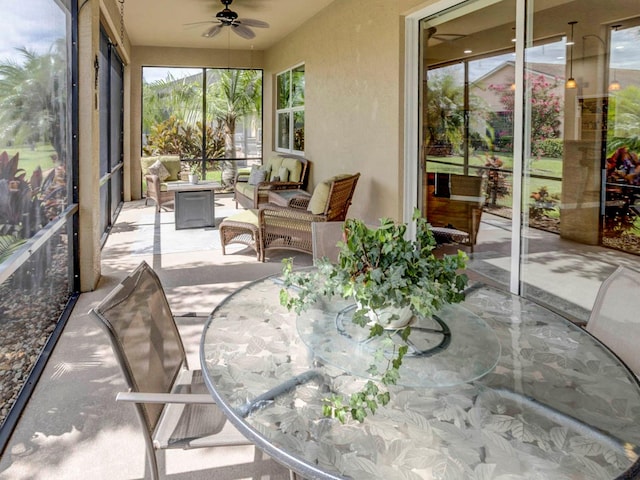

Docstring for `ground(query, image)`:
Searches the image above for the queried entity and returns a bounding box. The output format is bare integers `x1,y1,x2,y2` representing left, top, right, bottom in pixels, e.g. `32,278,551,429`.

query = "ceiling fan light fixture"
608,25,622,92
566,21,578,90
194,0,269,40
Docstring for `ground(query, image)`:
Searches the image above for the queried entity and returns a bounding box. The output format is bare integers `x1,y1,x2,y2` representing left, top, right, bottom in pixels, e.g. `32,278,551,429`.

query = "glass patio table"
200,273,640,480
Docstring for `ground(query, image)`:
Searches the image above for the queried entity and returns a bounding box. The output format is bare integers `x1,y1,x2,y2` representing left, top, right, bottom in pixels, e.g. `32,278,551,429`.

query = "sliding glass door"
420,0,517,290
99,28,124,244
418,0,640,322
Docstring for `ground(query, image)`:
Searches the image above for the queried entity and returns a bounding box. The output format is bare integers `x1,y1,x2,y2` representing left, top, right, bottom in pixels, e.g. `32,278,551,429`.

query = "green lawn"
0,144,59,178
429,152,564,199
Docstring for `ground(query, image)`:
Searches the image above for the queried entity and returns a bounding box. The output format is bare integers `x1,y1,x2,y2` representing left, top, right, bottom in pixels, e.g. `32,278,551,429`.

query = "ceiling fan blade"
184,21,215,26
237,18,269,28
231,24,255,39
202,24,224,38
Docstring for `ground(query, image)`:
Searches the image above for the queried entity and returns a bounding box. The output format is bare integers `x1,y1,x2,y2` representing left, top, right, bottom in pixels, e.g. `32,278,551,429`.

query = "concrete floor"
1,193,639,479
0,194,312,480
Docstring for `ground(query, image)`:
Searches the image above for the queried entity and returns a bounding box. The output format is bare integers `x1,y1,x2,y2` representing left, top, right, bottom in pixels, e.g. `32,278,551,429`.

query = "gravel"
0,255,69,429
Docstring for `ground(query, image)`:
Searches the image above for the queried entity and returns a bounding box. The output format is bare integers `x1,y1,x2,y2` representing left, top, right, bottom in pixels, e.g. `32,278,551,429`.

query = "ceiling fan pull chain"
118,0,125,45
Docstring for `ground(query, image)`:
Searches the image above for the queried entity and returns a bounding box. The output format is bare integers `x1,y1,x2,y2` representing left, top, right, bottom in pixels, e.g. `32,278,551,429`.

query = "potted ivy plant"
280,209,469,423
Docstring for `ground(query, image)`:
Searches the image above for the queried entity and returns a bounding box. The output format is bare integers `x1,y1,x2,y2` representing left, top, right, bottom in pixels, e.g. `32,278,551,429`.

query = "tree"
489,73,562,158
424,69,465,156
607,85,640,156
0,44,68,161
142,72,203,149
208,69,262,188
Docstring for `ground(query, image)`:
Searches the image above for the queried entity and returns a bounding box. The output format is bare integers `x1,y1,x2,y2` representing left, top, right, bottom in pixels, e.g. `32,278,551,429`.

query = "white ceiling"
123,0,336,51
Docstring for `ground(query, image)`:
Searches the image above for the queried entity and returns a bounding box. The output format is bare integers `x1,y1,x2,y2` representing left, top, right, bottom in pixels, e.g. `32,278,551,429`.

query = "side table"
267,189,311,207
166,181,217,229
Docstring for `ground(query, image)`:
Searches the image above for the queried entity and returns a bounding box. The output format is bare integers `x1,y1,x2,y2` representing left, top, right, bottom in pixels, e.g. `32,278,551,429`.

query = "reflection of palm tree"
208,70,261,188
608,86,640,156
0,43,68,161
425,71,464,155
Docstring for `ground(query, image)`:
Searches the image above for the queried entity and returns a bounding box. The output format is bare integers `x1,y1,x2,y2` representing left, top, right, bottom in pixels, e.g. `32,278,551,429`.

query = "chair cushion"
225,209,260,227
235,182,255,198
266,156,284,181
282,157,303,182
141,155,181,181
307,181,331,215
307,174,355,215
278,166,290,182
148,160,171,182
248,166,268,185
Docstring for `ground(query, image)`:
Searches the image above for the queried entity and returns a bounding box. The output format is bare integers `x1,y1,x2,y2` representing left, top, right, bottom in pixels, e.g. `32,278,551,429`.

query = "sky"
142,67,202,84
0,1,67,65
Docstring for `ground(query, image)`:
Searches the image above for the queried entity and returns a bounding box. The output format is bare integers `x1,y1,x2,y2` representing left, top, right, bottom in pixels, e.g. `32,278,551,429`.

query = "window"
276,64,304,153
142,67,263,188
0,0,76,442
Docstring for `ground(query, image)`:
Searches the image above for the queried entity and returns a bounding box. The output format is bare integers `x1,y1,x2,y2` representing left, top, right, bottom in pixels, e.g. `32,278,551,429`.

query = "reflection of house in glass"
471,60,567,151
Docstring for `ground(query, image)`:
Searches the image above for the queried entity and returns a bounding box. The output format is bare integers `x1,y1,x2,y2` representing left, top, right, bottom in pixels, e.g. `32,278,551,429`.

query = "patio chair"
234,154,310,209
586,265,640,376
311,221,345,264
426,173,486,253
260,173,360,261
89,261,250,480
141,155,182,212
312,220,380,264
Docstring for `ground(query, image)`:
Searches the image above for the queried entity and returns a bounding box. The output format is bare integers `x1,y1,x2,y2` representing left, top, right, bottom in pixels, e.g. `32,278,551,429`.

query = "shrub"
534,139,563,158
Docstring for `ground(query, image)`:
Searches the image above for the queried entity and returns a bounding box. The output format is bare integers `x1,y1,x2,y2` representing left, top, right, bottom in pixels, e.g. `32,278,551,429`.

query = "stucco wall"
263,0,411,223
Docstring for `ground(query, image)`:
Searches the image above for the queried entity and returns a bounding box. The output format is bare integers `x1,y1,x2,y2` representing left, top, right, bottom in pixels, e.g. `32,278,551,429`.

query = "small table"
267,189,311,207
200,275,640,479
166,181,217,229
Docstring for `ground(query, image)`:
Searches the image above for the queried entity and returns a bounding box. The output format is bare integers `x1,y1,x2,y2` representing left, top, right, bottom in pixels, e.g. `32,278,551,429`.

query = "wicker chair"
426,173,486,253
234,155,310,209
259,173,360,261
140,155,182,212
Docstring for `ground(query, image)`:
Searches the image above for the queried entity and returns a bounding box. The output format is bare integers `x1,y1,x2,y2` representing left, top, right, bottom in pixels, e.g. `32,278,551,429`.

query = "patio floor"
1,193,640,479
0,193,313,480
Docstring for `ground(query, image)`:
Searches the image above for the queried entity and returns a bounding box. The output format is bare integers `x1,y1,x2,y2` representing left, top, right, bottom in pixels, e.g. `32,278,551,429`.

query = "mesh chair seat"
154,369,247,449
586,265,640,377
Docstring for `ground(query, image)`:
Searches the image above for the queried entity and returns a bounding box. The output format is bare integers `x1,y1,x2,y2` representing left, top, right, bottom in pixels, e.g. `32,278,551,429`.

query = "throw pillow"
248,166,268,185
307,181,331,215
148,160,170,182
278,166,290,182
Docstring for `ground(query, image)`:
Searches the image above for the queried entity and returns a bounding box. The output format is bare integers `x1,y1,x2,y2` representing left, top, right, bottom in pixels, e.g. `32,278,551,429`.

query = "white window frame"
405,0,525,295
275,63,305,154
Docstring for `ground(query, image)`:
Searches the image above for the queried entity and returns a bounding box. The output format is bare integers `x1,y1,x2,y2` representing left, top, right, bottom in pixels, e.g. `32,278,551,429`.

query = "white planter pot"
357,302,414,329
188,174,199,184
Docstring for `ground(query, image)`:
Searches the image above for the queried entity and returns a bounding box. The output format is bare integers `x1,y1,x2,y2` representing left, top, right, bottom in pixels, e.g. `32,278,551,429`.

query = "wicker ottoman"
219,209,262,261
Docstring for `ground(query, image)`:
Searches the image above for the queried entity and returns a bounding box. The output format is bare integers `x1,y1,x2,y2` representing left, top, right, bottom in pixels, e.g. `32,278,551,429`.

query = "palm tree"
425,68,465,156
0,43,68,161
208,69,262,188
608,85,640,155
142,71,203,148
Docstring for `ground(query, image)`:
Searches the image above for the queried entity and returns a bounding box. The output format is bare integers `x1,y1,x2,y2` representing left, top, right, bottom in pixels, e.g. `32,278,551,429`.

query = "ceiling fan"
189,0,269,40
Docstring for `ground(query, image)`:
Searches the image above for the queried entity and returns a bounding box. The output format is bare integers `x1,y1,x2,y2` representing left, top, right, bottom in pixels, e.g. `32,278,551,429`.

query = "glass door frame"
404,0,526,295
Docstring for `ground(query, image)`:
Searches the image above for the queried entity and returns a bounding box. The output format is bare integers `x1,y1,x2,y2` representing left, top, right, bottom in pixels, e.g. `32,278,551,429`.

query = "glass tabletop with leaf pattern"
200,273,640,480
